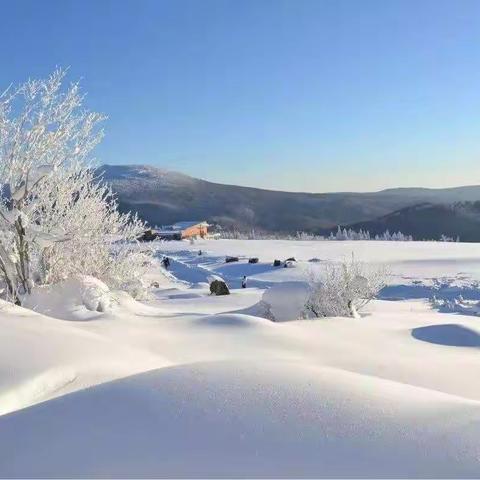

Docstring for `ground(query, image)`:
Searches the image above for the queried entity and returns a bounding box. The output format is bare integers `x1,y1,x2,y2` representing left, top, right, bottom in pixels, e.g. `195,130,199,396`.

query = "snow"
22,276,113,320
1,239,480,477
262,281,309,321
2,361,480,478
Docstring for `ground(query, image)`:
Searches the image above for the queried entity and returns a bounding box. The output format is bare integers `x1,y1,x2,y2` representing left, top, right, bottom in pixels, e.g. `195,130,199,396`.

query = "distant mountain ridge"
100,164,480,240
333,202,480,242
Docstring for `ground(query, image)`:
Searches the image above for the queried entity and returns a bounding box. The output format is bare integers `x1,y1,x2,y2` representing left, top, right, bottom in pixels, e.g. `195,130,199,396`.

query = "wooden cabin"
158,221,209,240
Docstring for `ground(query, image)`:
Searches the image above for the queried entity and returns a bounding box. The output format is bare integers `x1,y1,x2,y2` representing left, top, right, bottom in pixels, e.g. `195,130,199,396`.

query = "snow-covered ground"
1,239,480,477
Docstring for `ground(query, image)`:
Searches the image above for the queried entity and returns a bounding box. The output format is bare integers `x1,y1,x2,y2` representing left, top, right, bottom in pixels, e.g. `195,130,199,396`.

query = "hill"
338,202,480,241
100,164,480,234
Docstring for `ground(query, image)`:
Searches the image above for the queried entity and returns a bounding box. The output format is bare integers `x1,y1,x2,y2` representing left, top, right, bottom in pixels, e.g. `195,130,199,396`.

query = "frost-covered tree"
0,69,148,304
304,255,387,318
439,234,459,242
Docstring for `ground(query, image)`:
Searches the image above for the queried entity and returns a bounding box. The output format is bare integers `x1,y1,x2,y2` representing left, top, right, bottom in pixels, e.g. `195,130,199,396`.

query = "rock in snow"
209,279,230,296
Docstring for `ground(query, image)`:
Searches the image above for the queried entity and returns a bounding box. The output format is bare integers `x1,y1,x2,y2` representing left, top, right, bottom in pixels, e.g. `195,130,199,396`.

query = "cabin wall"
181,225,208,238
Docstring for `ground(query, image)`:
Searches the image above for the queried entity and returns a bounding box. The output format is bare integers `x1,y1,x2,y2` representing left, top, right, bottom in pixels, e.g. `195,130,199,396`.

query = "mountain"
335,202,480,242
99,164,480,235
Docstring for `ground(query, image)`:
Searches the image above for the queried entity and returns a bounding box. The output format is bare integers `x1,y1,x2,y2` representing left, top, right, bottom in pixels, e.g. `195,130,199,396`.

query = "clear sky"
2,0,480,192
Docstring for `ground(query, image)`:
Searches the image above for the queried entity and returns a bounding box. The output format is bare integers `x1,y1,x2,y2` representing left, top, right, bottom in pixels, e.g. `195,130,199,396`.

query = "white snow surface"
2,239,480,477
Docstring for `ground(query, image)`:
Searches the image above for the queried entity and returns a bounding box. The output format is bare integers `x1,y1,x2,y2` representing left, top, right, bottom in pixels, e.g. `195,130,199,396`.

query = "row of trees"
220,227,461,242
0,69,149,304
220,227,414,241
329,227,413,241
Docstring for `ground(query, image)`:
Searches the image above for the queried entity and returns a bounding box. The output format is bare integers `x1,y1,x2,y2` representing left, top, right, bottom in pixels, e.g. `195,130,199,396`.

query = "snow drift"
22,276,113,320
1,361,480,478
261,281,309,321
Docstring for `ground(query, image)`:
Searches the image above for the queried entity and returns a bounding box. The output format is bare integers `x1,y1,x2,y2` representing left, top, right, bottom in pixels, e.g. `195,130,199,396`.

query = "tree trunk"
14,215,31,296
0,243,20,304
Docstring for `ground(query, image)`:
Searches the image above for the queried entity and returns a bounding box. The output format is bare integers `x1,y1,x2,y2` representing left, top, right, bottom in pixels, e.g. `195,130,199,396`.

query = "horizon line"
100,163,480,196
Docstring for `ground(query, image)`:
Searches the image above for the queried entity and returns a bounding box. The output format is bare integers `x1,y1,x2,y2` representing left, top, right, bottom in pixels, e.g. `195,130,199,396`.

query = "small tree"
304,255,387,318
0,69,148,303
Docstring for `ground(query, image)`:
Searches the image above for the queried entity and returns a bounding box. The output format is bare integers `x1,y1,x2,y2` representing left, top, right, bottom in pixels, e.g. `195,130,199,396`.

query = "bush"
0,69,148,304
304,255,387,318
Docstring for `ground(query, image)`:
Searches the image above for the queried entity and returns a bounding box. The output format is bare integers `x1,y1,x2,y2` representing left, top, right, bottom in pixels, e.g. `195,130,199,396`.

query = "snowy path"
165,256,213,285
159,240,480,302
161,248,309,291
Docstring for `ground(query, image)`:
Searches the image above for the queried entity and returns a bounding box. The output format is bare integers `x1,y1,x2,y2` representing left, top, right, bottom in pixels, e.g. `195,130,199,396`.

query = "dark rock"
248,257,259,264
285,257,296,262
225,256,239,263
273,259,282,267
210,280,230,296
138,229,159,242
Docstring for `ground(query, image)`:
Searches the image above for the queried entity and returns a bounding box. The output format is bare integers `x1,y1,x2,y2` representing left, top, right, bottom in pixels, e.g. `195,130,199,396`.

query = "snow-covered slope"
2,240,480,477
0,300,164,416
2,361,480,478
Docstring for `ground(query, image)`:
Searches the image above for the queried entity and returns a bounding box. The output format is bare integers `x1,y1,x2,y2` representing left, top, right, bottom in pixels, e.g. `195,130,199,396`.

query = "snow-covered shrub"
79,276,112,312
439,234,460,242
304,256,387,318
0,69,149,303
430,295,480,316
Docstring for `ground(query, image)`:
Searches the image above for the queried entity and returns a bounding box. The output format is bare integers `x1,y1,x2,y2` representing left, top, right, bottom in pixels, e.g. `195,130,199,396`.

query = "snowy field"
1,239,480,477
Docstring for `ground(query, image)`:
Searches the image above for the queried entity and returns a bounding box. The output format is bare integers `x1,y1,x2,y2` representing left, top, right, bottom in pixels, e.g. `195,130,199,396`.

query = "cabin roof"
157,221,209,233
162,221,208,231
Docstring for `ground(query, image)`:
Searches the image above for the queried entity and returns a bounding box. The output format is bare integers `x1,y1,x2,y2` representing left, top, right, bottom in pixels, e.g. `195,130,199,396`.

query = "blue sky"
2,0,480,192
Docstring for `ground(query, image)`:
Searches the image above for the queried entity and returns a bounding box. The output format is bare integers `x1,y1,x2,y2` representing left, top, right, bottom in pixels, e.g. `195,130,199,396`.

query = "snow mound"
23,276,112,320
194,313,270,328
0,301,164,415
1,361,479,478
0,366,77,416
80,277,111,312
262,281,309,321
412,323,480,347
206,274,224,283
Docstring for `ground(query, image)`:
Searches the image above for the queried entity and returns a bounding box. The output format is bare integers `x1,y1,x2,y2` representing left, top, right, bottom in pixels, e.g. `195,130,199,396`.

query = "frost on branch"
304,255,388,318
0,69,149,304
